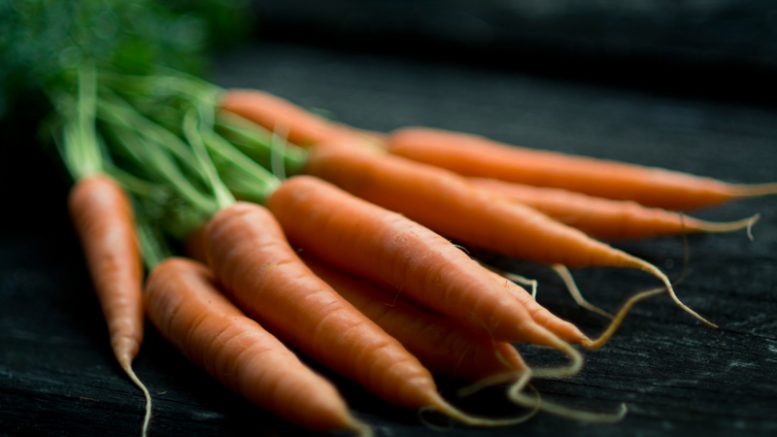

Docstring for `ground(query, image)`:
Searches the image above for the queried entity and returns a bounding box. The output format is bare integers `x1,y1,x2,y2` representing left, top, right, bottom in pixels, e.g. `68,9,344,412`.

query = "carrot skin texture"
144,259,359,432
304,146,640,270
68,175,143,367
303,255,527,381
387,127,745,210
267,176,586,346
205,202,441,408
219,90,384,148
470,178,751,240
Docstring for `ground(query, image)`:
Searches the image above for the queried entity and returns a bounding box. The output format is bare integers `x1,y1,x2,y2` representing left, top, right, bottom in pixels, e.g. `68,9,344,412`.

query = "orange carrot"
220,89,384,148
68,174,151,434
144,258,368,434
205,201,530,426
266,176,587,354
386,127,777,210
302,255,528,382
470,177,760,240
303,145,714,328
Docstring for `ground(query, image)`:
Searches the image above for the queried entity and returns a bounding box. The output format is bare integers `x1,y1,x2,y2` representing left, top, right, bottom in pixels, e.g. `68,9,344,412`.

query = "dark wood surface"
2,41,777,436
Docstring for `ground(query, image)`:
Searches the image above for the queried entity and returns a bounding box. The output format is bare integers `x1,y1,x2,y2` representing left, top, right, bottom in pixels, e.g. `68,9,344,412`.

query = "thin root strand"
121,361,152,437
551,264,613,319
582,287,665,350
509,382,627,424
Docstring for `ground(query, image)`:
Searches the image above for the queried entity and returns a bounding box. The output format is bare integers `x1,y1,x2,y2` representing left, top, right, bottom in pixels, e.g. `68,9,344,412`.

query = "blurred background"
244,0,777,106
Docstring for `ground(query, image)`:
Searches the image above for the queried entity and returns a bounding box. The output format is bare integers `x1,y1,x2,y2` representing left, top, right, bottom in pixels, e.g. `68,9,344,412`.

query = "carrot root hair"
529,334,584,380
694,213,760,241
632,257,717,328
457,370,531,398
551,264,613,319
508,382,627,424
120,360,152,437
581,287,665,350
423,391,538,427
733,182,777,198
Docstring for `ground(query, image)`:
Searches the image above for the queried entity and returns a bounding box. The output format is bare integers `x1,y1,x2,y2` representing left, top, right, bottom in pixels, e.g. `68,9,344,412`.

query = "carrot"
386,127,777,210
220,89,384,148
303,243,658,424
68,174,151,435
266,176,587,355
205,201,529,426
302,145,714,328
301,254,528,382
144,258,369,434
470,177,760,240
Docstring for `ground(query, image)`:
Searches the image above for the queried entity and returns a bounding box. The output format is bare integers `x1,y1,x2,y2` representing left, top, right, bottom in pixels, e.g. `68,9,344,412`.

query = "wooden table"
2,41,776,436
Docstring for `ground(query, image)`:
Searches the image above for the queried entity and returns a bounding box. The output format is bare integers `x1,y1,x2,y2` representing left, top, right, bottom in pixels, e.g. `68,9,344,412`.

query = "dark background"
2,1,777,436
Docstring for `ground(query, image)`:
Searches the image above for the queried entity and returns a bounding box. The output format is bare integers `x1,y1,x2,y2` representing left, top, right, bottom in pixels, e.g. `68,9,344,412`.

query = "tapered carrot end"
733,182,777,198
120,361,152,437
630,257,719,329
694,213,760,240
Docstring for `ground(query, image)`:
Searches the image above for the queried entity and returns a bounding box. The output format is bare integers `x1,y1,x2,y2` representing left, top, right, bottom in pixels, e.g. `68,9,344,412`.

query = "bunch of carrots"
48,63,777,437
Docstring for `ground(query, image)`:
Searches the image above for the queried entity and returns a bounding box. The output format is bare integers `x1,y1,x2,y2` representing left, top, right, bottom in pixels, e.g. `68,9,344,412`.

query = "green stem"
216,111,309,176
97,92,209,185
203,130,280,204
182,108,234,210
134,210,171,271
52,64,103,180
107,122,218,215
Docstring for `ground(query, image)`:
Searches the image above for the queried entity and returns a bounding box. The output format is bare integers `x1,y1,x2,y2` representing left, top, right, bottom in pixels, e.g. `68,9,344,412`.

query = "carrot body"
144,258,364,433
387,127,777,210
69,175,143,370
305,146,648,270
205,202,444,409
470,177,759,240
266,176,586,347
219,90,384,148
302,255,527,381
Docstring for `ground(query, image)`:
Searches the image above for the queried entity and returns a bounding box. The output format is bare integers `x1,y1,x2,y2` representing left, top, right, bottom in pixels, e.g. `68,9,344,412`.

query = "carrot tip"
121,362,152,437
344,416,373,437
695,213,760,239
582,287,665,350
551,264,613,320
734,182,777,198
634,258,719,329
